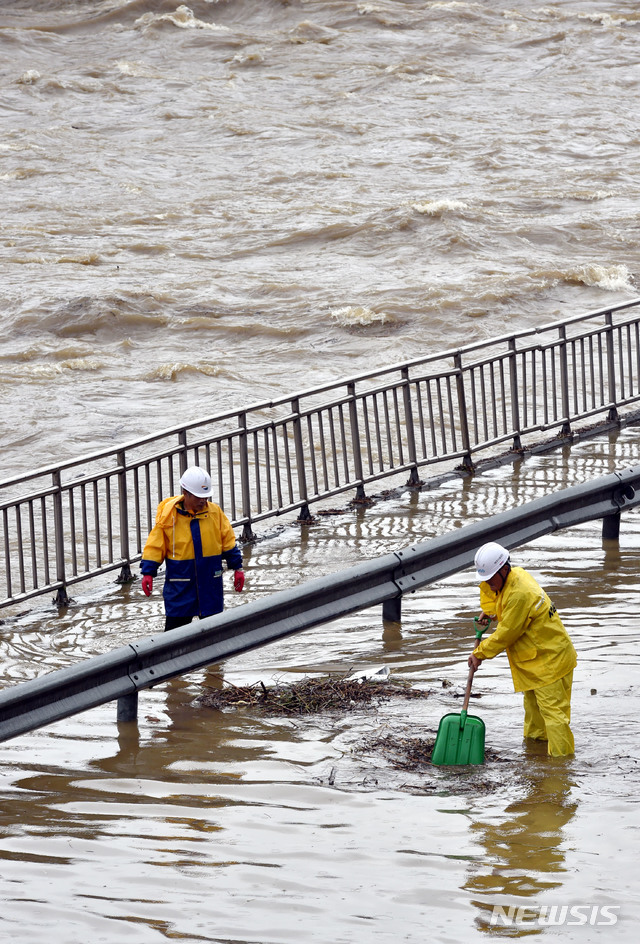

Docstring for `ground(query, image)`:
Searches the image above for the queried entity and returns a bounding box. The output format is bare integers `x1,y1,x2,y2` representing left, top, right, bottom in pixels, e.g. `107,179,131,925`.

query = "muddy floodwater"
1,427,639,943
3,1,640,939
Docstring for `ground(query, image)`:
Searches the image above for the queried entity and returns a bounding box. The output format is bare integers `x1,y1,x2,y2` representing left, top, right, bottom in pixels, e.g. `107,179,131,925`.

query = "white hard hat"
179,466,213,498
474,542,510,582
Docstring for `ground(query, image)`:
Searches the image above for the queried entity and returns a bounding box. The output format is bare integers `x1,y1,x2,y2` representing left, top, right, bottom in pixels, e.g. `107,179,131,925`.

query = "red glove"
233,569,245,592
141,575,153,597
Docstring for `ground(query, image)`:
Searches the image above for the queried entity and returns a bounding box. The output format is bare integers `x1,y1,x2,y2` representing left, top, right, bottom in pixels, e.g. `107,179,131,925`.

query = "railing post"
558,325,572,436
453,353,474,472
401,367,422,486
2,507,12,600
238,411,256,542
348,382,367,500
508,338,522,451
605,310,619,423
178,430,188,476
291,397,312,520
116,450,133,584
52,470,70,608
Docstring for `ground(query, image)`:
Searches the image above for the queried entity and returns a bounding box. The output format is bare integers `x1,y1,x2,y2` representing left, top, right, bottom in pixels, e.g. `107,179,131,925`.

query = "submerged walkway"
1,419,639,689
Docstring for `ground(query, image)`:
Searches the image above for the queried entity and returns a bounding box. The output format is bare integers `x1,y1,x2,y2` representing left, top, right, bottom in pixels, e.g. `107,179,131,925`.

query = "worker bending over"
469,542,576,757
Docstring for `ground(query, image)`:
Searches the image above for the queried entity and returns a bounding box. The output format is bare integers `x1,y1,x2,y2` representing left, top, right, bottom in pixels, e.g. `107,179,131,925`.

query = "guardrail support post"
117,692,138,723
603,484,635,539
605,310,619,423
382,596,402,622
52,470,70,608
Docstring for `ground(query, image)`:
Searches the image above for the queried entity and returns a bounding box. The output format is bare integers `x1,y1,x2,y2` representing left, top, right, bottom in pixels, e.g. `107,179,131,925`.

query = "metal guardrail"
0,466,638,744
2,297,640,611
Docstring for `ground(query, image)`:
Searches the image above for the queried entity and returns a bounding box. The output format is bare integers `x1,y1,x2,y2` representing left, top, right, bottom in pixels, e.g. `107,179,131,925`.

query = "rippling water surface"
2,0,639,468
1,427,639,942
2,1,640,941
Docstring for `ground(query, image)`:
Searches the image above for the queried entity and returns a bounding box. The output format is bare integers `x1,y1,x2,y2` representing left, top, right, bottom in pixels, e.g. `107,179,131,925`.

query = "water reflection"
382,618,403,651
0,426,638,943
96,670,272,782
465,758,578,935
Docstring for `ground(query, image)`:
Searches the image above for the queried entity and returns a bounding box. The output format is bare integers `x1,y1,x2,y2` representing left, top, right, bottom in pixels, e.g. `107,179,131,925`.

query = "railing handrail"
0,465,637,744
3,296,640,611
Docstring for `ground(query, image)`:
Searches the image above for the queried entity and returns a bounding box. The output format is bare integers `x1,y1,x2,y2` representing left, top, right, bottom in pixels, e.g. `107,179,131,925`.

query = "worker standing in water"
469,542,576,756
140,466,244,631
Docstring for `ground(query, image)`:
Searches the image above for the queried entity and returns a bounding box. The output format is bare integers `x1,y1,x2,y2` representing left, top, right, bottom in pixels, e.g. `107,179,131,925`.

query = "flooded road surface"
1,427,639,942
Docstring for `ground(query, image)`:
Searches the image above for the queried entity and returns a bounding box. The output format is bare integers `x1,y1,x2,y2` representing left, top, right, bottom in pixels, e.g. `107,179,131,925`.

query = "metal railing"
0,465,637,743
2,297,640,611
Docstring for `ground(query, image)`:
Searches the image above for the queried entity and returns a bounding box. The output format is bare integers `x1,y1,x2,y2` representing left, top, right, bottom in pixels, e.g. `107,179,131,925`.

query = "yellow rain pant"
522,670,574,757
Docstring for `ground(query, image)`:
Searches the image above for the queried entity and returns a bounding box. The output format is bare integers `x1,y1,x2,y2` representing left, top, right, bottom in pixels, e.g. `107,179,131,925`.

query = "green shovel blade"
431,709,485,766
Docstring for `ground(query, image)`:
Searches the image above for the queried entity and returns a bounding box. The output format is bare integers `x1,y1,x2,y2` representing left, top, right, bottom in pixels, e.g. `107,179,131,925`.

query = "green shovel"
431,665,485,766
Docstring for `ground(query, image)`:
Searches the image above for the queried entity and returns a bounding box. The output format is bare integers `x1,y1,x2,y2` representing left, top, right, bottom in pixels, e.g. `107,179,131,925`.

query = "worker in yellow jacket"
141,466,244,631
468,542,576,757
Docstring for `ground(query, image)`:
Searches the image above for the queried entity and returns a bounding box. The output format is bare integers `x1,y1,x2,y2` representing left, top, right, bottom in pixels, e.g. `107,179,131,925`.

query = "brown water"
1,0,639,470
1,426,639,942
2,1,640,941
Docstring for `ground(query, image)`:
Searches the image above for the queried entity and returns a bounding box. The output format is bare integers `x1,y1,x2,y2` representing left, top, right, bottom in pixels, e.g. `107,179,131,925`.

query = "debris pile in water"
197,675,430,716
364,734,437,769
362,733,504,771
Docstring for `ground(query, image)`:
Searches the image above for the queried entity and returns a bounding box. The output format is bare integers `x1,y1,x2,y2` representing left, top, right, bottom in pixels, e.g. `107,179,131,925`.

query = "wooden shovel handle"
462,666,475,713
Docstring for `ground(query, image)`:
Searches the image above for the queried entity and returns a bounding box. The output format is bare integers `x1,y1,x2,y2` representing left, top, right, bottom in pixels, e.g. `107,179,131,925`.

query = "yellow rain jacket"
141,495,242,619
473,567,576,693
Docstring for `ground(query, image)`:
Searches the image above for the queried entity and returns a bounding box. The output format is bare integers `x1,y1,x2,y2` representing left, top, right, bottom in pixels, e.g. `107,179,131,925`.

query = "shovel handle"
462,666,476,713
